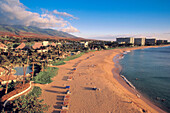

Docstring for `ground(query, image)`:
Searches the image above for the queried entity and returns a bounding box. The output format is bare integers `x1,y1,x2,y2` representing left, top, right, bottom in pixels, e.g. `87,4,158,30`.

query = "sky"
0,0,170,41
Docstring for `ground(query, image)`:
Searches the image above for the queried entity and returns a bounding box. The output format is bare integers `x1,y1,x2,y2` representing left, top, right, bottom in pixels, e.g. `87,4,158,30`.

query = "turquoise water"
119,46,170,112
14,66,32,75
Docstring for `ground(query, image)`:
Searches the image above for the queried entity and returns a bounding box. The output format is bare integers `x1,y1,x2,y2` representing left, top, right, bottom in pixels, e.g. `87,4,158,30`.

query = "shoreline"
112,46,169,113
38,45,170,113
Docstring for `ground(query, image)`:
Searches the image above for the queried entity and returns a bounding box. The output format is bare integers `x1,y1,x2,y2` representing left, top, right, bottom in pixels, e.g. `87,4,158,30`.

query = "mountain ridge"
0,24,80,39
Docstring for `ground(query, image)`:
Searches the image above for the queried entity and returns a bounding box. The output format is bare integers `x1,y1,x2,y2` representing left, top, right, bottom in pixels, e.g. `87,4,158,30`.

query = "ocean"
119,46,170,112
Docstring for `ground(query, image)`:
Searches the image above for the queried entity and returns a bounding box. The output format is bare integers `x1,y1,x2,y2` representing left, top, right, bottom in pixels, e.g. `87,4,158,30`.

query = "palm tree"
0,49,3,55
22,56,29,86
31,62,35,79
5,64,13,94
7,47,13,56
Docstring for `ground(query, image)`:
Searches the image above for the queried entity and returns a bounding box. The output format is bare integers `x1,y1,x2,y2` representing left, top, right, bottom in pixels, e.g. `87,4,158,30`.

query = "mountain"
0,24,79,39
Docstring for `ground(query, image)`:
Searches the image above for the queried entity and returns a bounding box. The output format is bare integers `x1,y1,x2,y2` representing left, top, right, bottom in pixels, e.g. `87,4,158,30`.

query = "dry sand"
35,46,169,113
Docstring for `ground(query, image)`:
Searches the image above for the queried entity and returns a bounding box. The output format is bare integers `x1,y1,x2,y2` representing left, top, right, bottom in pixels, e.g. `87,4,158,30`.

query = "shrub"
28,86,41,97
53,60,65,66
33,67,58,84
64,52,84,61
7,95,49,113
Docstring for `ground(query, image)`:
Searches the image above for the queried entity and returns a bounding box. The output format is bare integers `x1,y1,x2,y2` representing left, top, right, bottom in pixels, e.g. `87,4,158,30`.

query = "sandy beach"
35,46,169,113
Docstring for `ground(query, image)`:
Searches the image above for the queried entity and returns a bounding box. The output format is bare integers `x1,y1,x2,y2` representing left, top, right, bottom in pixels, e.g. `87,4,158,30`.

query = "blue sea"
119,46,170,112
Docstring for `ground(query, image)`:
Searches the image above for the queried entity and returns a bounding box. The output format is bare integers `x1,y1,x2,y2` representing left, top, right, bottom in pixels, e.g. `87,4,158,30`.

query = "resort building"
164,40,168,44
15,43,31,51
80,41,89,47
0,75,17,85
0,67,6,76
145,39,156,45
15,43,26,50
32,42,43,49
134,38,146,46
50,42,56,47
84,42,89,47
0,42,8,52
157,40,168,45
116,37,134,45
42,41,49,46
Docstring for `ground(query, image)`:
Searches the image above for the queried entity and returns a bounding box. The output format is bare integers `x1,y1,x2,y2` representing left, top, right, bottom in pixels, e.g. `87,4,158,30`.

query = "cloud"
0,0,79,33
59,25,80,33
53,10,78,19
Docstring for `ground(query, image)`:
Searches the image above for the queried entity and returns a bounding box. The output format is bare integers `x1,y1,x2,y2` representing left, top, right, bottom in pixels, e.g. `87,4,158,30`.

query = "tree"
7,47,13,56
0,55,10,66
5,65,13,94
3,93,49,112
22,56,29,87
31,62,35,79
0,49,3,55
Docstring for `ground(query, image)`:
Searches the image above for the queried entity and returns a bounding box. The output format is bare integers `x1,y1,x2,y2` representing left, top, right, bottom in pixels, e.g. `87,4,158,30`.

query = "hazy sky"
1,0,170,40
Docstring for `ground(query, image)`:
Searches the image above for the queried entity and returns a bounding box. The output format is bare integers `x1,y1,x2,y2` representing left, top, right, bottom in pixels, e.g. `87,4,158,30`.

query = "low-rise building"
0,75,17,85
0,43,8,52
15,43,26,50
50,42,56,47
134,38,146,46
84,42,89,47
32,42,43,49
0,67,6,76
42,41,49,46
80,41,89,47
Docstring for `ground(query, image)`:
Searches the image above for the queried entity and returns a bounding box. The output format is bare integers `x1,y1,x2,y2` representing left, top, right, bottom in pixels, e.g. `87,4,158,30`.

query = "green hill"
0,24,78,38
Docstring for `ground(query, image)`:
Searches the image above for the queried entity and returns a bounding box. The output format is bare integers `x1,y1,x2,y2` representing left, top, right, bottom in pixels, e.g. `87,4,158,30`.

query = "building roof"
16,43,26,49
0,43,7,49
51,42,56,47
32,42,43,49
0,67,5,72
0,75,16,82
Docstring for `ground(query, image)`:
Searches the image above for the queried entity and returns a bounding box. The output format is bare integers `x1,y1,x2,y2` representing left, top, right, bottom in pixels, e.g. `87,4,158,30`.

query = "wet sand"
36,45,169,113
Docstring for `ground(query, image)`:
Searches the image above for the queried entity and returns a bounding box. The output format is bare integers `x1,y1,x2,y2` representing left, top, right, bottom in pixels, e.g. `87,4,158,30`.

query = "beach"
36,46,169,113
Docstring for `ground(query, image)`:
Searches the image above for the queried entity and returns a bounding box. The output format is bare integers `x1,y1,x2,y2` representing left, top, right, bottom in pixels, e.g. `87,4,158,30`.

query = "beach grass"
64,52,85,61
33,67,58,84
53,60,66,66
27,86,42,97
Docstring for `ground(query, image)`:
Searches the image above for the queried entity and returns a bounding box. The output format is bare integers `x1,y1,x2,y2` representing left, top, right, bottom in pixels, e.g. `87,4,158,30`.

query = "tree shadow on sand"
52,110,61,113
53,105,62,109
56,95,64,101
84,87,95,90
45,90,66,94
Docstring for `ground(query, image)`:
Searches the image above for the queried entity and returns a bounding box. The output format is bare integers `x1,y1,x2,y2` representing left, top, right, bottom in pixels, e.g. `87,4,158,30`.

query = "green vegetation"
33,67,58,84
105,47,116,50
0,24,77,38
7,94,49,113
1,86,48,113
53,60,66,66
64,52,85,61
27,86,42,97
33,53,86,84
